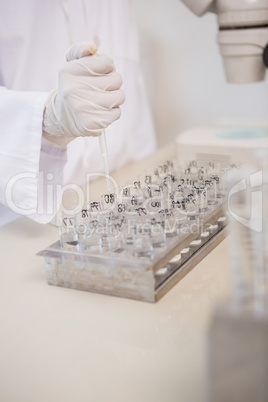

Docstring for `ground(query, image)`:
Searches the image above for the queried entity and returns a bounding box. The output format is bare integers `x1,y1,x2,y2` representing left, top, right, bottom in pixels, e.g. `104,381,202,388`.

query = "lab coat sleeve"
0,87,67,224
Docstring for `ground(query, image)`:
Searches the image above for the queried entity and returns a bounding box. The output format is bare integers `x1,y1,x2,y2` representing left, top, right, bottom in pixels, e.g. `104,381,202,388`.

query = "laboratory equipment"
176,121,268,168
181,0,268,82
38,156,230,302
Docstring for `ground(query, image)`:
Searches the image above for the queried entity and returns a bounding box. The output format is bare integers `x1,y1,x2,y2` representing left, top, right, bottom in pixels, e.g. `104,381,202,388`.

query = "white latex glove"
43,41,124,146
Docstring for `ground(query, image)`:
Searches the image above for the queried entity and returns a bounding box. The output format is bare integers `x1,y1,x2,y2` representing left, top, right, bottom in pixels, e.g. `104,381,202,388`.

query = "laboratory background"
133,0,268,147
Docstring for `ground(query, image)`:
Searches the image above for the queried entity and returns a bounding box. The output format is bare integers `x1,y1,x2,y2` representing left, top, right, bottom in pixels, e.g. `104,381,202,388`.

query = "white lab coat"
0,0,156,224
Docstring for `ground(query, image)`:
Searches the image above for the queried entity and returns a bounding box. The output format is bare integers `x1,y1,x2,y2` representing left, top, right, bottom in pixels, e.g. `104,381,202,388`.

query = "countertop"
0,144,231,402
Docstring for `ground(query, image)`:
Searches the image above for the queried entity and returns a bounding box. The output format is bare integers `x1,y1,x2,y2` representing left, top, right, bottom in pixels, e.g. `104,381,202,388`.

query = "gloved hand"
43,41,125,146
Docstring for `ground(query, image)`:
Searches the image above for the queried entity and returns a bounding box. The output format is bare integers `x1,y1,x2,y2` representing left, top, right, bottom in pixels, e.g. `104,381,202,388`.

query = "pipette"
76,42,110,191
99,130,111,191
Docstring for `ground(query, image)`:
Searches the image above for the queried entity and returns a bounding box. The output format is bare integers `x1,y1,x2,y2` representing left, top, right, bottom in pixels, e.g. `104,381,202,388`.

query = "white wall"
132,0,268,147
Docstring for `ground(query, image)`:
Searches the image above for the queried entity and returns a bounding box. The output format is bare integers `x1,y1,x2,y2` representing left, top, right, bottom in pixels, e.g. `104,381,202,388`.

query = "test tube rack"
38,160,230,303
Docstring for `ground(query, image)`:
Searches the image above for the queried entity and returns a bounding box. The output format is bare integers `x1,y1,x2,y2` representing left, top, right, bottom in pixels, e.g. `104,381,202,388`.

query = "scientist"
0,0,156,225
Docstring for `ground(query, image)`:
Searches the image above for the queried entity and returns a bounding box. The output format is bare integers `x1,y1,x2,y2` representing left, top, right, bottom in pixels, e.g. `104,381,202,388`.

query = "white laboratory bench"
0,144,231,402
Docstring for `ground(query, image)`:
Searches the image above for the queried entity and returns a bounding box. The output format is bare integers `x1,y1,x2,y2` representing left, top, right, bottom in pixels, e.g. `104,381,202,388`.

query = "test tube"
133,232,153,258
75,211,102,253
207,177,218,205
164,216,178,237
151,224,166,247
59,214,79,250
101,232,124,253
79,231,102,254
193,185,207,213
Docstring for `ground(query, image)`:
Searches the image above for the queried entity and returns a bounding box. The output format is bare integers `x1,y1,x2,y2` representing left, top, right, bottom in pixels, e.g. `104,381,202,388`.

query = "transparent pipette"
99,130,111,191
